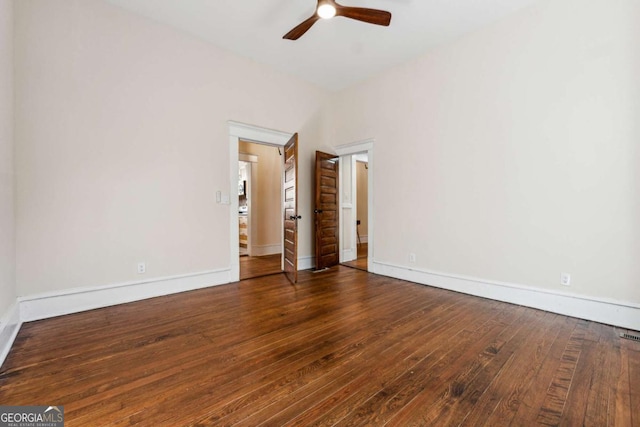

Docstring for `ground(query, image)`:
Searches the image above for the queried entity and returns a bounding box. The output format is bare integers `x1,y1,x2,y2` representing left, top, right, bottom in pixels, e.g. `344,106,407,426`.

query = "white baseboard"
0,302,22,369
298,256,315,271
372,261,640,331
250,244,282,257
359,235,368,244
19,268,232,322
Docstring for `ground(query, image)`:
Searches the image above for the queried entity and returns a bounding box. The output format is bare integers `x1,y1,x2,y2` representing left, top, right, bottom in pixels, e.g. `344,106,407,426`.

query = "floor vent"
620,332,640,342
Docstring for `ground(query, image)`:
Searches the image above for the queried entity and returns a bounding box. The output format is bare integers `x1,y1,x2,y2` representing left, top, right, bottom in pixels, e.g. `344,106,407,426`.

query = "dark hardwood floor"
239,253,282,280
342,243,368,271
1,266,638,426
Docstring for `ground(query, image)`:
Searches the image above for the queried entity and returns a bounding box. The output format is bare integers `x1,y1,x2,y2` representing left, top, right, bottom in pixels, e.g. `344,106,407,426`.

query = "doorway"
238,144,282,280
228,122,295,283
238,140,283,280
335,139,374,273
342,154,368,271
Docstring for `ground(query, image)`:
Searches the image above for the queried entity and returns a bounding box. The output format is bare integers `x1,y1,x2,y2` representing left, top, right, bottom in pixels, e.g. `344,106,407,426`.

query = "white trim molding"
372,261,640,331
335,139,374,156
229,121,292,146
0,302,22,368
19,269,232,323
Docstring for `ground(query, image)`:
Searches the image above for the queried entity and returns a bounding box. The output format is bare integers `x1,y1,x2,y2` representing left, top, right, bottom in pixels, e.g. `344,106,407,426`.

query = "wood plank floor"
239,253,282,280
342,243,368,271
1,266,638,426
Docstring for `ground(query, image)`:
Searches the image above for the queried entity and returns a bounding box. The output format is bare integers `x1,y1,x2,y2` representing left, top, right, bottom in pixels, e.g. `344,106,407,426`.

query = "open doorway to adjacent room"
341,153,369,271
228,122,299,284
238,140,283,280
334,138,374,273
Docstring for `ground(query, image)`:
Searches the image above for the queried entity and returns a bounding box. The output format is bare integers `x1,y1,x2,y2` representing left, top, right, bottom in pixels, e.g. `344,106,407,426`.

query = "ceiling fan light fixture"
317,4,337,19
283,1,391,40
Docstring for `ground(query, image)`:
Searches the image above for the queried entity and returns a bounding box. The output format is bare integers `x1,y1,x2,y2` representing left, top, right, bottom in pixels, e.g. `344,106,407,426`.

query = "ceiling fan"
283,0,392,40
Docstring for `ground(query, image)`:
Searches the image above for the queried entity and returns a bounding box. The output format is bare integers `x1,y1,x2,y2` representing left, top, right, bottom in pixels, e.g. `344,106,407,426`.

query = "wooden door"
314,151,339,270
283,134,299,284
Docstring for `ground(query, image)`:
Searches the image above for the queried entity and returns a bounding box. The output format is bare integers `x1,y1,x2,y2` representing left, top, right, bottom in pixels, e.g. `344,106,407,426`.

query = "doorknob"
290,215,302,220
314,209,323,214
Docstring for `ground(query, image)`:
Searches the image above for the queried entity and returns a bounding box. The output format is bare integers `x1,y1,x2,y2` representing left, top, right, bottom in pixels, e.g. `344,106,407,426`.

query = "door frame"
228,121,293,282
335,139,374,271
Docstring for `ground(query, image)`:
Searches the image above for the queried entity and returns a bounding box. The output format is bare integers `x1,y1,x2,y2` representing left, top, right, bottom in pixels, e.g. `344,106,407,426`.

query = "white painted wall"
330,0,640,305
0,0,16,316
14,0,328,297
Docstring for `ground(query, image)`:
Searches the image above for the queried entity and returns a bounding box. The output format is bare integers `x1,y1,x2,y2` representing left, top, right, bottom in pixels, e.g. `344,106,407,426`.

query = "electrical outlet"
137,262,146,274
409,253,416,263
561,273,571,286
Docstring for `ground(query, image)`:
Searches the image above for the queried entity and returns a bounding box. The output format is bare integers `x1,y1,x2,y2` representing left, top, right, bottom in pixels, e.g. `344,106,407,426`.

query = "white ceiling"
104,0,540,91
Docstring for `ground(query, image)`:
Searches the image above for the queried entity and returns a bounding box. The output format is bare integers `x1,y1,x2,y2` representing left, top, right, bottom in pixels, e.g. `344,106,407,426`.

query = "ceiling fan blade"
335,6,391,26
283,15,321,40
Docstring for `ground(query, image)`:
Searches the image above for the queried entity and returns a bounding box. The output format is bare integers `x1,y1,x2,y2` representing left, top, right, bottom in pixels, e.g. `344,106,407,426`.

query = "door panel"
315,151,339,270
283,134,299,284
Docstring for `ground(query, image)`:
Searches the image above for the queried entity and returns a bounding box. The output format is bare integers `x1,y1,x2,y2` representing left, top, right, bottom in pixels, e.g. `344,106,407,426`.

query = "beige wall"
0,0,15,315
330,0,640,304
239,140,282,253
356,161,368,238
14,0,328,296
